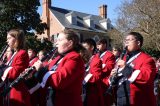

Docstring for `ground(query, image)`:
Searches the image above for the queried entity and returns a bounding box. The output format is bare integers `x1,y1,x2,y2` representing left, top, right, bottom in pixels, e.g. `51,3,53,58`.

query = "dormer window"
83,15,95,28
65,11,77,25
99,19,107,30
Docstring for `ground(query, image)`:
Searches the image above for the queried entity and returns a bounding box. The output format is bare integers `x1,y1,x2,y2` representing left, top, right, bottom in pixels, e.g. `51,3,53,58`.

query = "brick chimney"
42,0,51,17
42,0,51,39
99,4,107,19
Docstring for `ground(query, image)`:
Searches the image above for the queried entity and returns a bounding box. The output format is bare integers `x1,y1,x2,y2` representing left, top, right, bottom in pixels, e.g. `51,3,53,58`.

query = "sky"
38,0,123,24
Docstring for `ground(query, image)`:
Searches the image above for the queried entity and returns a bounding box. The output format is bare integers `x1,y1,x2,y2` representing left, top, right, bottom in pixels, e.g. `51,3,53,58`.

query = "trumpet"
0,47,57,96
105,46,127,95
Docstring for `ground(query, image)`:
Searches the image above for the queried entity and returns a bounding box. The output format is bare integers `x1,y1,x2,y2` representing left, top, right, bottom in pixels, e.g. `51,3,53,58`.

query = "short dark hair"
28,48,37,54
112,44,122,53
82,38,96,52
38,50,47,56
97,38,108,46
128,32,143,47
74,44,90,63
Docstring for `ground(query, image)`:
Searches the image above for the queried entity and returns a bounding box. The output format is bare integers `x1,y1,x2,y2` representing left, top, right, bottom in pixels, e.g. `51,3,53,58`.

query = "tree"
0,0,47,48
26,35,53,52
107,29,123,47
115,0,160,51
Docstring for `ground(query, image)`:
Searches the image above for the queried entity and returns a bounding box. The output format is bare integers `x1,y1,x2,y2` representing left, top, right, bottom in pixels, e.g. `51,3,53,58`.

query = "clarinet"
0,45,9,68
105,46,127,95
0,47,57,96
0,45,9,61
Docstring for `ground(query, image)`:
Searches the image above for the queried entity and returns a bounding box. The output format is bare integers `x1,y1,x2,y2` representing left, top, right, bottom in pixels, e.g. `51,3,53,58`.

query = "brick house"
38,0,114,45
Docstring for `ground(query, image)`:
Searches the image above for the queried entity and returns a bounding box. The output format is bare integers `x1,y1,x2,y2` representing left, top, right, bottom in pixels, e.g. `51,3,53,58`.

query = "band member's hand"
48,59,52,63
117,59,126,69
23,68,36,80
33,60,43,71
110,68,117,76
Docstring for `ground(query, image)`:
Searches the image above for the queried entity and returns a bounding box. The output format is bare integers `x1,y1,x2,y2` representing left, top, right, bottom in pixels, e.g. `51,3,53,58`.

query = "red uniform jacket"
41,51,85,106
42,61,49,67
85,54,104,106
100,51,115,81
88,54,102,83
123,52,156,106
29,57,39,66
99,51,115,106
28,56,46,106
1,49,31,106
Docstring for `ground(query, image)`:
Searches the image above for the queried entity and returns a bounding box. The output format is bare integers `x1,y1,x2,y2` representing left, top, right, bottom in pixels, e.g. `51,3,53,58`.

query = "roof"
50,6,109,33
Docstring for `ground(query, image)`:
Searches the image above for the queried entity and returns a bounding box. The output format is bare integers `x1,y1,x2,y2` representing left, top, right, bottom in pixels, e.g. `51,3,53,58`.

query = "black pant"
117,96,130,106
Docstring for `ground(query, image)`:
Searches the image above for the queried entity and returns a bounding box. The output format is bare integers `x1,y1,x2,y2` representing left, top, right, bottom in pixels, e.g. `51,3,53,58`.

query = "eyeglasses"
123,38,137,43
56,38,67,42
112,49,118,51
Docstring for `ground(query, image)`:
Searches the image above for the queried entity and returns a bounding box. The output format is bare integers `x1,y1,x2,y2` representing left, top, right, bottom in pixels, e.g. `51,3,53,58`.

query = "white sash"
118,52,141,84
6,51,17,66
40,58,63,88
100,51,107,59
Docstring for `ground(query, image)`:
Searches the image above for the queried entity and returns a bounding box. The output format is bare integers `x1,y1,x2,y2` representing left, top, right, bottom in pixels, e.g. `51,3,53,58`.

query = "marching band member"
110,32,156,106
96,39,115,106
82,38,104,106
33,29,85,106
28,48,39,66
0,29,31,106
26,49,46,106
38,50,49,67
111,45,122,62
0,47,13,106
